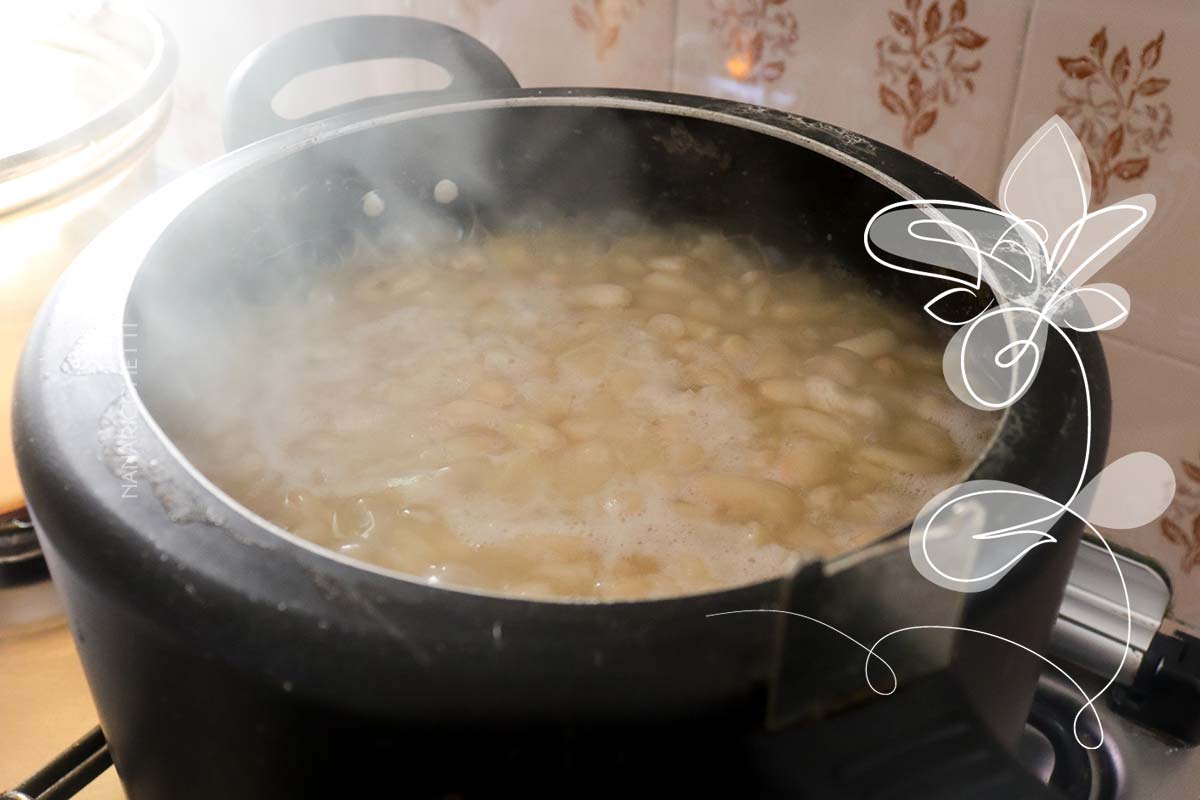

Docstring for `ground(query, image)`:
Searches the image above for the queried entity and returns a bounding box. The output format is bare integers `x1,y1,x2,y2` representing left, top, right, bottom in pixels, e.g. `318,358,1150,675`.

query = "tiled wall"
147,0,1198,613
1000,0,1200,617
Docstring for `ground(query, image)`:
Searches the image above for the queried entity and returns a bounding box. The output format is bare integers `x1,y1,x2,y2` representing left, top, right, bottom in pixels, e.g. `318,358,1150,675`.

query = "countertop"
1,619,124,798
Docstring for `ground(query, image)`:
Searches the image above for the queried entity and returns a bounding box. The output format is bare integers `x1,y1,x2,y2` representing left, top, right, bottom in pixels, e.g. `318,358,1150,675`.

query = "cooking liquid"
169,224,998,600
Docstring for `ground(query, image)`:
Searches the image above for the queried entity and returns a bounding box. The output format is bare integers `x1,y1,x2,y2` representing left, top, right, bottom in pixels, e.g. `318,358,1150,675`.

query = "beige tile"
1102,336,1200,623
674,0,1033,195
1004,0,1200,366
411,0,678,90
145,0,421,170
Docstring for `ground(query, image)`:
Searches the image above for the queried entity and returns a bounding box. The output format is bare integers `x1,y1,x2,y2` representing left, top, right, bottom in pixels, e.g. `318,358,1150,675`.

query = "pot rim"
110,91,1016,605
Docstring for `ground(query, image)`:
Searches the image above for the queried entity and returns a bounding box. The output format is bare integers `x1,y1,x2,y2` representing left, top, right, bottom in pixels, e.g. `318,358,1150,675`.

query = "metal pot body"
14,20,1108,800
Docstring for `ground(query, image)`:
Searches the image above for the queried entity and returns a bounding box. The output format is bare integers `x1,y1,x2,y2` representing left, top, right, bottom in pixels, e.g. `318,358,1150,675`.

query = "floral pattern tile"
875,0,989,150
675,0,1033,196
706,0,801,84
1102,337,1200,622
142,0,421,170
1004,0,1199,366
411,0,677,90
1003,0,1199,622
1054,28,1173,205
1161,452,1200,575
572,0,652,60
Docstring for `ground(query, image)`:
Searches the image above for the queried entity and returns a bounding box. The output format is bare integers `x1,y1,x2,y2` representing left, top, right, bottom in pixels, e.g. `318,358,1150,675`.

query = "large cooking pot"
13,16,1108,800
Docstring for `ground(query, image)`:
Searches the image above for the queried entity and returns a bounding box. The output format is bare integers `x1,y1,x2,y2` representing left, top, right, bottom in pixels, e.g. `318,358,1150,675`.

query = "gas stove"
3,535,1197,799
1022,670,1200,800
1021,539,1200,799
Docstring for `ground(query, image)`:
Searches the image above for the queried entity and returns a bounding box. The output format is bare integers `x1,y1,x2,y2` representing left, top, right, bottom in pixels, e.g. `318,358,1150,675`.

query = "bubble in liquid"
361,191,385,217
434,179,459,204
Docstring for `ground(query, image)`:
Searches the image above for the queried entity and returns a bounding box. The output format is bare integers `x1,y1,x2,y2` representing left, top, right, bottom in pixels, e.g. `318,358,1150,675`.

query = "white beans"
691,472,798,524
565,283,633,309
744,282,770,315
503,420,565,452
556,440,615,496
836,328,898,359
746,347,792,380
683,317,720,341
806,485,843,517
649,255,687,273
178,222,997,602
647,313,686,340
715,281,741,303
778,407,854,445
858,446,949,475
775,439,839,489
686,297,724,323
645,271,699,294
758,378,809,406
559,416,604,441
470,380,516,407
873,356,905,379
769,303,806,322
719,333,754,364
805,349,868,387
439,398,505,429
805,376,886,422
895,417,960,461
418,434,508,465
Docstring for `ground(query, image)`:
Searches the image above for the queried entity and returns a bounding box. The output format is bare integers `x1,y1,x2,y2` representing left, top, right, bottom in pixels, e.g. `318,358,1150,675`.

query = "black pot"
13,17,1108,800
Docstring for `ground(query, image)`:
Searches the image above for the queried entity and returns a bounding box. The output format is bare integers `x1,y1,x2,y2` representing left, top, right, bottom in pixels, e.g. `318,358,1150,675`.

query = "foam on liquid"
166,223,999,600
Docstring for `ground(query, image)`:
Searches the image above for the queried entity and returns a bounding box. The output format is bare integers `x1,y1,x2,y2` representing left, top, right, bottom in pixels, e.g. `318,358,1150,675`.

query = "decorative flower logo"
571,0,647,60
866,116,1169,574
861,116,1175,747
1056,28,1172,205
709,0,799,83
875,0,988,149
716,118,1175,753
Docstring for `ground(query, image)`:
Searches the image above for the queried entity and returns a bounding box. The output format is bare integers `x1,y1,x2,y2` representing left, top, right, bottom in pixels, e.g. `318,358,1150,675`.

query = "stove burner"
1020,676,1121,800
0,680,1136,799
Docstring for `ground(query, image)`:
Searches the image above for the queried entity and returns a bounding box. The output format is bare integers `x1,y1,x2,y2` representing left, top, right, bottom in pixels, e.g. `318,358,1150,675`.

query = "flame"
725,53,753,81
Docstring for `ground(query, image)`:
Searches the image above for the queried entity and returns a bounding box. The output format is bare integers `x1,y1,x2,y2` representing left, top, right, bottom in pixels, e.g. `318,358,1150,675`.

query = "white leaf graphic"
864,201,1049,300
999,116,1092,256
989,222,1039,286
942,305,1045,410
1069,452,1177,529
910,480,1062,592
924,287,993,326
1051,284,1130,332
1050,194,1155,288
864,200,985,289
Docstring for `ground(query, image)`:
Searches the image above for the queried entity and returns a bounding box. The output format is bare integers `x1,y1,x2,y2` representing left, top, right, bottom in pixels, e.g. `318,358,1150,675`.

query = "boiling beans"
169,223,997,600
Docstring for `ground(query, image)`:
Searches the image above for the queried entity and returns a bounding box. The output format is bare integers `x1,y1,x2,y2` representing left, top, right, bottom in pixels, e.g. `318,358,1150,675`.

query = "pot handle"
223,15,519,151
